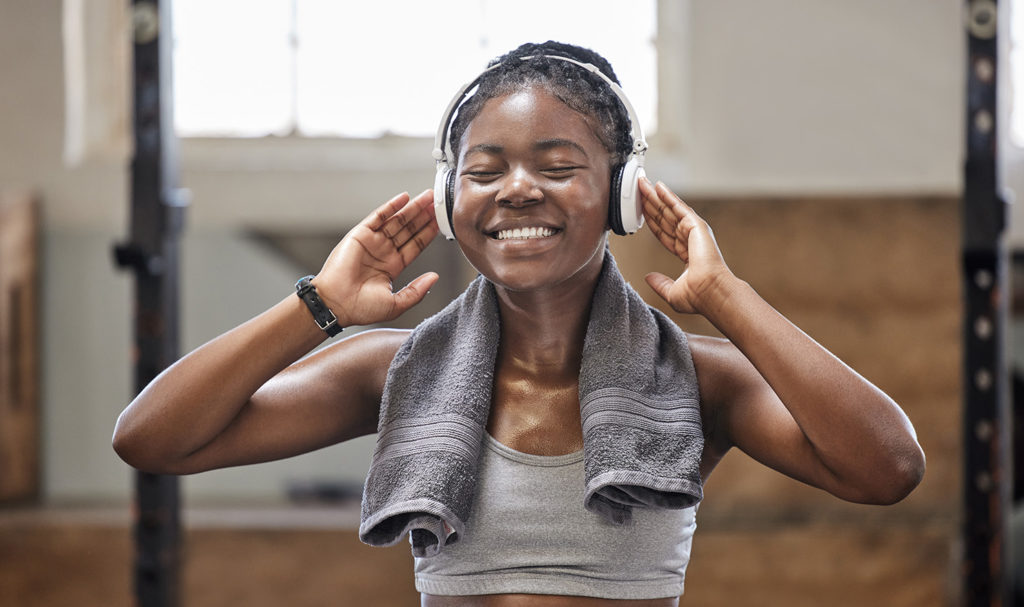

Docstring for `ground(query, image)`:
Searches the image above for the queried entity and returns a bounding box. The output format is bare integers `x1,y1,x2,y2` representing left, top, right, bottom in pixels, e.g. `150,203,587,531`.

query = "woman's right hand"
313,189,440,327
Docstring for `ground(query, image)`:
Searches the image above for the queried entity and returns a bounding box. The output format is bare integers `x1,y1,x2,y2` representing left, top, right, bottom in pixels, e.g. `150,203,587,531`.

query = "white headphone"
431,54,648,240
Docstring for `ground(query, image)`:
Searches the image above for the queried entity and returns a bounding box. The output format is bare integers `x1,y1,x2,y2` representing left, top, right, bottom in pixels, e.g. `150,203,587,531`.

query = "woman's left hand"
639,177,736,315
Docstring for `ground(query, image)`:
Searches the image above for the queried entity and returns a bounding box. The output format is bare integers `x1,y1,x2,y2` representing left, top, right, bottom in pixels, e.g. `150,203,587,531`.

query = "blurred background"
0,0,1007,605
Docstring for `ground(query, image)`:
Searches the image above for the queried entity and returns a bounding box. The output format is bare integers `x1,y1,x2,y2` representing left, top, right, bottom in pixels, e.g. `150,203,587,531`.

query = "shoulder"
323,326,412,368
291,327,413,405
687,333,750,396
686,333,765,455
340,327,414,361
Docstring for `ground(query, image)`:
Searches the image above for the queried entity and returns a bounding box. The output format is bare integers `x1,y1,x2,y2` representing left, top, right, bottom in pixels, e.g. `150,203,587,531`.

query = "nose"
496,167,542,207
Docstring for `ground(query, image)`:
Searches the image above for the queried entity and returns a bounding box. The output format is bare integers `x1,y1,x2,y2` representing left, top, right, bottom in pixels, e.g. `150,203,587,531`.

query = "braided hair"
448,41,634,168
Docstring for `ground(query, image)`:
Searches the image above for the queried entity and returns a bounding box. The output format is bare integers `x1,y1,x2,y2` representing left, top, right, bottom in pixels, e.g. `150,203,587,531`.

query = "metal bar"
114,1,186,606
962,1,1011,605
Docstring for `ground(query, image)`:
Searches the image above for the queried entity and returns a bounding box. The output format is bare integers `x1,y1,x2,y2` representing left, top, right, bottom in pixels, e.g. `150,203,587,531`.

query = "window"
1011,0,1024,146
172,0,658,139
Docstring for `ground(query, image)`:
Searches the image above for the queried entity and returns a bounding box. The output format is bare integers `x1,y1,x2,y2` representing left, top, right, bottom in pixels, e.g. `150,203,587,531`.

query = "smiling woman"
113,40,925,606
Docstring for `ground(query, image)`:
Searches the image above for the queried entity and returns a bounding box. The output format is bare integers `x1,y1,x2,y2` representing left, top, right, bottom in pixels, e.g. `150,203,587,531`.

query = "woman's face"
452,85,612,293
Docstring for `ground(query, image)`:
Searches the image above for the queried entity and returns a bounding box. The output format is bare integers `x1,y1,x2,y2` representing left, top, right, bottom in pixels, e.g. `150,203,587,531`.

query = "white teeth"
495,226,556,241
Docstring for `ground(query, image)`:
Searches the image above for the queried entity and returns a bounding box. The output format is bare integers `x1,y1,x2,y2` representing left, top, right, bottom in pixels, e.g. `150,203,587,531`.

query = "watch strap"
295,275,343,337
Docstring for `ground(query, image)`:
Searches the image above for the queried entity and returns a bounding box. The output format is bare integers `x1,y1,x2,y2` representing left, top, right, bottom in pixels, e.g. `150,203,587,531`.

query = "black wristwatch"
295,275,343,337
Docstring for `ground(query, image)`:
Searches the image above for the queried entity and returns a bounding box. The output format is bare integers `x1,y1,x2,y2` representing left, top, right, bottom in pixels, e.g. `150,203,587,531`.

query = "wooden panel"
0,521,418,607
0,191,40,502
682,520,953,607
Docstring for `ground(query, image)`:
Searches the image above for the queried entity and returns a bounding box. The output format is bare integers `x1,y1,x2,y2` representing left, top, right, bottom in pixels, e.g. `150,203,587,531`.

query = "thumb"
390,272,440,318
644,272,675,303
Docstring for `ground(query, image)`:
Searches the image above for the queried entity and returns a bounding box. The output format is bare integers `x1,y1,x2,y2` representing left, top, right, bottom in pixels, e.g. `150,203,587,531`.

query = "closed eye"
463,170,502,181
542,166,581,177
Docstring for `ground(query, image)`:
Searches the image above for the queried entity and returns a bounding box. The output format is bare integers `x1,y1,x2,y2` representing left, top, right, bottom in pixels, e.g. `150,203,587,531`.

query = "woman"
113,42,925,605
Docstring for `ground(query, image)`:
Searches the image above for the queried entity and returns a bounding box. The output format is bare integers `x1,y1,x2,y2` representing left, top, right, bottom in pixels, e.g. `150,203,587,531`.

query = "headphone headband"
432,53,649,241
432,54,648,170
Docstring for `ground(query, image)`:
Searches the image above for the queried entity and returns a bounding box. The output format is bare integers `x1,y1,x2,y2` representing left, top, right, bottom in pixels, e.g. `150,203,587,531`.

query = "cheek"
573,173,612,225
450,179,484,234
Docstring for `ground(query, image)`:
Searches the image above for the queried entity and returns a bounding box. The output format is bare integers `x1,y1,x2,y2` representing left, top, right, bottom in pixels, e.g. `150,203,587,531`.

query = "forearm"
700,275,925,501
112,293,326,471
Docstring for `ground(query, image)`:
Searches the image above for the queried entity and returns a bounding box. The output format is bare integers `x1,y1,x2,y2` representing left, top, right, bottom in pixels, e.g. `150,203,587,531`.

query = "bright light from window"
172,0,657,138
1012,0,1024,146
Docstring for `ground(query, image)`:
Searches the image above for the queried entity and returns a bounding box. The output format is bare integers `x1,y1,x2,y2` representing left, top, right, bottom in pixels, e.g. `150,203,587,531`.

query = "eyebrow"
533,138,589,157
463,143,504,157
462,138,589,158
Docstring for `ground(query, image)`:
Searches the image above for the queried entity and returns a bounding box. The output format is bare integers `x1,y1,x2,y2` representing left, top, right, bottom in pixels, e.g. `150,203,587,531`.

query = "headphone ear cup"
446,170,457,235
614,158,646,235
434,167,456,240
608,164,626,236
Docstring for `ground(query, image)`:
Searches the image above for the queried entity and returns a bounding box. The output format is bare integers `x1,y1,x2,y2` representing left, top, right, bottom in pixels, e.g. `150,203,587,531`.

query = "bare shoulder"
256,327,414,439
687,332,751,396
687,333,765,468
292,327,412,403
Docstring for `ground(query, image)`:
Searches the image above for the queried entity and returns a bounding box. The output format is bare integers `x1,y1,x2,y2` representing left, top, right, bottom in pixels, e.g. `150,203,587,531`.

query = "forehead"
459,86,608,156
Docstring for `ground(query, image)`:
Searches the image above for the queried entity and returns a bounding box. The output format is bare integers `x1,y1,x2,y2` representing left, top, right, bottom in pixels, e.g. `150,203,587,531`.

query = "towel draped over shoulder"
359,251,703,557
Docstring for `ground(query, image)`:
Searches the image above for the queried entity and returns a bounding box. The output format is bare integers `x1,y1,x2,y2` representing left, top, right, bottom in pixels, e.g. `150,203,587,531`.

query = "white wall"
683,0,963,195
0,0,966,502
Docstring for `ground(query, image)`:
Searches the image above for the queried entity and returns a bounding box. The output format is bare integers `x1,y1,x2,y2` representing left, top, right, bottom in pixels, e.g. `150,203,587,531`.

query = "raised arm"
639,178,925,505
112,190,440,474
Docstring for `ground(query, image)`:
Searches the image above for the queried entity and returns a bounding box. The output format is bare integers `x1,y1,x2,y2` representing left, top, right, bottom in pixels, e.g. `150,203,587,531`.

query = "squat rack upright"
114,1,185,606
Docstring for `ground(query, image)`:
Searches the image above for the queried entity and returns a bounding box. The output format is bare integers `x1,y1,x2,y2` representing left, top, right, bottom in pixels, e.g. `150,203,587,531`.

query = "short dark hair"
448,41,634,168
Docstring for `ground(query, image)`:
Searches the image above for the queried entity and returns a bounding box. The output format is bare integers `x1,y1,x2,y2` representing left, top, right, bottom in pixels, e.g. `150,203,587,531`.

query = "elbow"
111,416,136,466
862,444,927,506
111,418,176,475
112,436,182,475
111,427,150,472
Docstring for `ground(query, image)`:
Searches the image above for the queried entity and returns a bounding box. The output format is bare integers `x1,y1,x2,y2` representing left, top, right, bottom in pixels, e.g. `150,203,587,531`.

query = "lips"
492,226,560,241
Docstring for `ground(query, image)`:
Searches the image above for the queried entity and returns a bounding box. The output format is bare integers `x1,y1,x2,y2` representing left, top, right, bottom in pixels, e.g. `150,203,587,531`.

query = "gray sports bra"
414,433,697,600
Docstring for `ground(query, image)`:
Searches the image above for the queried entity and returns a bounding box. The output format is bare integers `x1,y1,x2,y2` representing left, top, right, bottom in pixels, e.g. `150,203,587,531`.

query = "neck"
493,256,604,375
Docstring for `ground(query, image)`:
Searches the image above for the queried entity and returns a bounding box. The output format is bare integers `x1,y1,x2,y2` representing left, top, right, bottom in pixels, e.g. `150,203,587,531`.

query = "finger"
654,181,703,233
656,183,721,256
364,192,412,231
380,189,435,238
390,271,440,318
640,178,675,227
642,194,689,260
639,176,672,216
644,211,685,259
377,190,430,241
655,222,688,259
396,219,440,267
382,192,439,261
410,188,435,211
382,201,438,252
644,272,676,303
643,186,687,243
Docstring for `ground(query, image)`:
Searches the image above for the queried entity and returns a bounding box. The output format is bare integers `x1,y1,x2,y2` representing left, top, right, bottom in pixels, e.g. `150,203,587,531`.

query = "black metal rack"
114,2,186,605
962,1,1012,605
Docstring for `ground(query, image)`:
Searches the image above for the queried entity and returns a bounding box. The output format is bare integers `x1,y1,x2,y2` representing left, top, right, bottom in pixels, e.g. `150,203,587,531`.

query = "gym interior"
0,1,1014,605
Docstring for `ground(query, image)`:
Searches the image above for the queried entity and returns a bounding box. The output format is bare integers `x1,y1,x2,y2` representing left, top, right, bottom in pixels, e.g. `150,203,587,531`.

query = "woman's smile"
492,226,559,241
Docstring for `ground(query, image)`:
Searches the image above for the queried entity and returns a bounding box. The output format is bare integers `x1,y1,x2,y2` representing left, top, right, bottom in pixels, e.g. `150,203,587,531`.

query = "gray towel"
359,251,703,557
